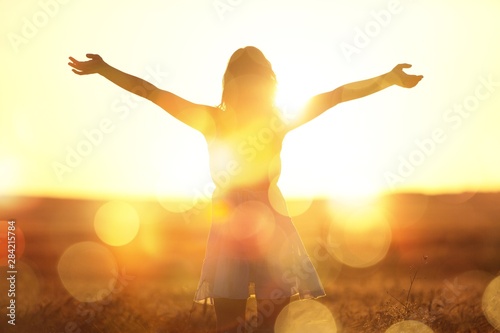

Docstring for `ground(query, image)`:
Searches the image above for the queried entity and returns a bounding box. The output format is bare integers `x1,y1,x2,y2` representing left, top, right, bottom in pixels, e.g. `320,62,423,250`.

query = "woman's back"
207,106,287,193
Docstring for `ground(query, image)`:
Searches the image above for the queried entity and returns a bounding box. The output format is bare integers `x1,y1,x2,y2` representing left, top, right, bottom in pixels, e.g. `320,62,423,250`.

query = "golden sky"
1,0,500,200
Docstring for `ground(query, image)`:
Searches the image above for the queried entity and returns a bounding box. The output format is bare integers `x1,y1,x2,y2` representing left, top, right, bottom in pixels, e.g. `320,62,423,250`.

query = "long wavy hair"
219,46,277,112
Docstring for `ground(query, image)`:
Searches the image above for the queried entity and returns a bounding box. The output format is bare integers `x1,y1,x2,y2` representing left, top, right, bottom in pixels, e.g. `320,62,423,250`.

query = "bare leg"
254,297,290,333
213,298,247,333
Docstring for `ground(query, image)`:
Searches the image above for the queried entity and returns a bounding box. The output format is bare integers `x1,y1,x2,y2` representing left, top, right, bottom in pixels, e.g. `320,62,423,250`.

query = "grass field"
0,192,499,332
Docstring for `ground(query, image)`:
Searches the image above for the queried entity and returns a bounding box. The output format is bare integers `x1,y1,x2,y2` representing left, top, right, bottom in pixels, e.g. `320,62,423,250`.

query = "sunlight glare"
0,158,21,195
328,176,384,204
269,181,313,217
381,194,429,228
326,203,392,268
155,173,202,213
275,83,309,120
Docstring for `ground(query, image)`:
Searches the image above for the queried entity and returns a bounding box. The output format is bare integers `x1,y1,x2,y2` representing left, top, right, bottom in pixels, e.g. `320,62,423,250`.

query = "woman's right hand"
68,54,106,75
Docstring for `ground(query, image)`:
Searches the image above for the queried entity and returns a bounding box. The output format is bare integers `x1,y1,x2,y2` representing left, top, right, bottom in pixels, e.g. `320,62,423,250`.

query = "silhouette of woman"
69,47,423,333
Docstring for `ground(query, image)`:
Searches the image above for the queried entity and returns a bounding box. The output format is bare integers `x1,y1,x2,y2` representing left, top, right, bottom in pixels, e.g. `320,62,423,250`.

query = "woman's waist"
213,186,269,201
214,180,283,199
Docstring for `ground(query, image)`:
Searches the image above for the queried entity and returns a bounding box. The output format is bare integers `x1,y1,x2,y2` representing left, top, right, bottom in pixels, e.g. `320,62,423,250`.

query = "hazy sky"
1,0,500,200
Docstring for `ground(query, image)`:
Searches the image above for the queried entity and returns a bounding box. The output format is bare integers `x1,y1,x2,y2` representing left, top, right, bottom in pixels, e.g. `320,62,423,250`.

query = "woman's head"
219,46,277,112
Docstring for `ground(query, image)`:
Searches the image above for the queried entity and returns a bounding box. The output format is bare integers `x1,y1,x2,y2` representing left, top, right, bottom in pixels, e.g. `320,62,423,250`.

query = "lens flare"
326,207,392,268
57,241,118,302
94,201,140,246
385,320,434,333
275,300,337,333
482,276,500,330
227,200,275,259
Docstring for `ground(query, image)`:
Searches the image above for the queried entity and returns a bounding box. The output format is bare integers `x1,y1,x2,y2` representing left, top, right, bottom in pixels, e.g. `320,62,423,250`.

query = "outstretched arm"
286,64,423,131
68,54,215,134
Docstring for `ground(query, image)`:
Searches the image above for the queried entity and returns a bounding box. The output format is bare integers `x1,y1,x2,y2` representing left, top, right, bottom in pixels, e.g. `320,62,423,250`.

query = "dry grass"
6,277,498,333
1,193,499,332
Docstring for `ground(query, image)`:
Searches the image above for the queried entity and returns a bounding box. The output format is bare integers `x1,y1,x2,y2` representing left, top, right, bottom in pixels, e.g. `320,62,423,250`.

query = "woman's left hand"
389,64,423,88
